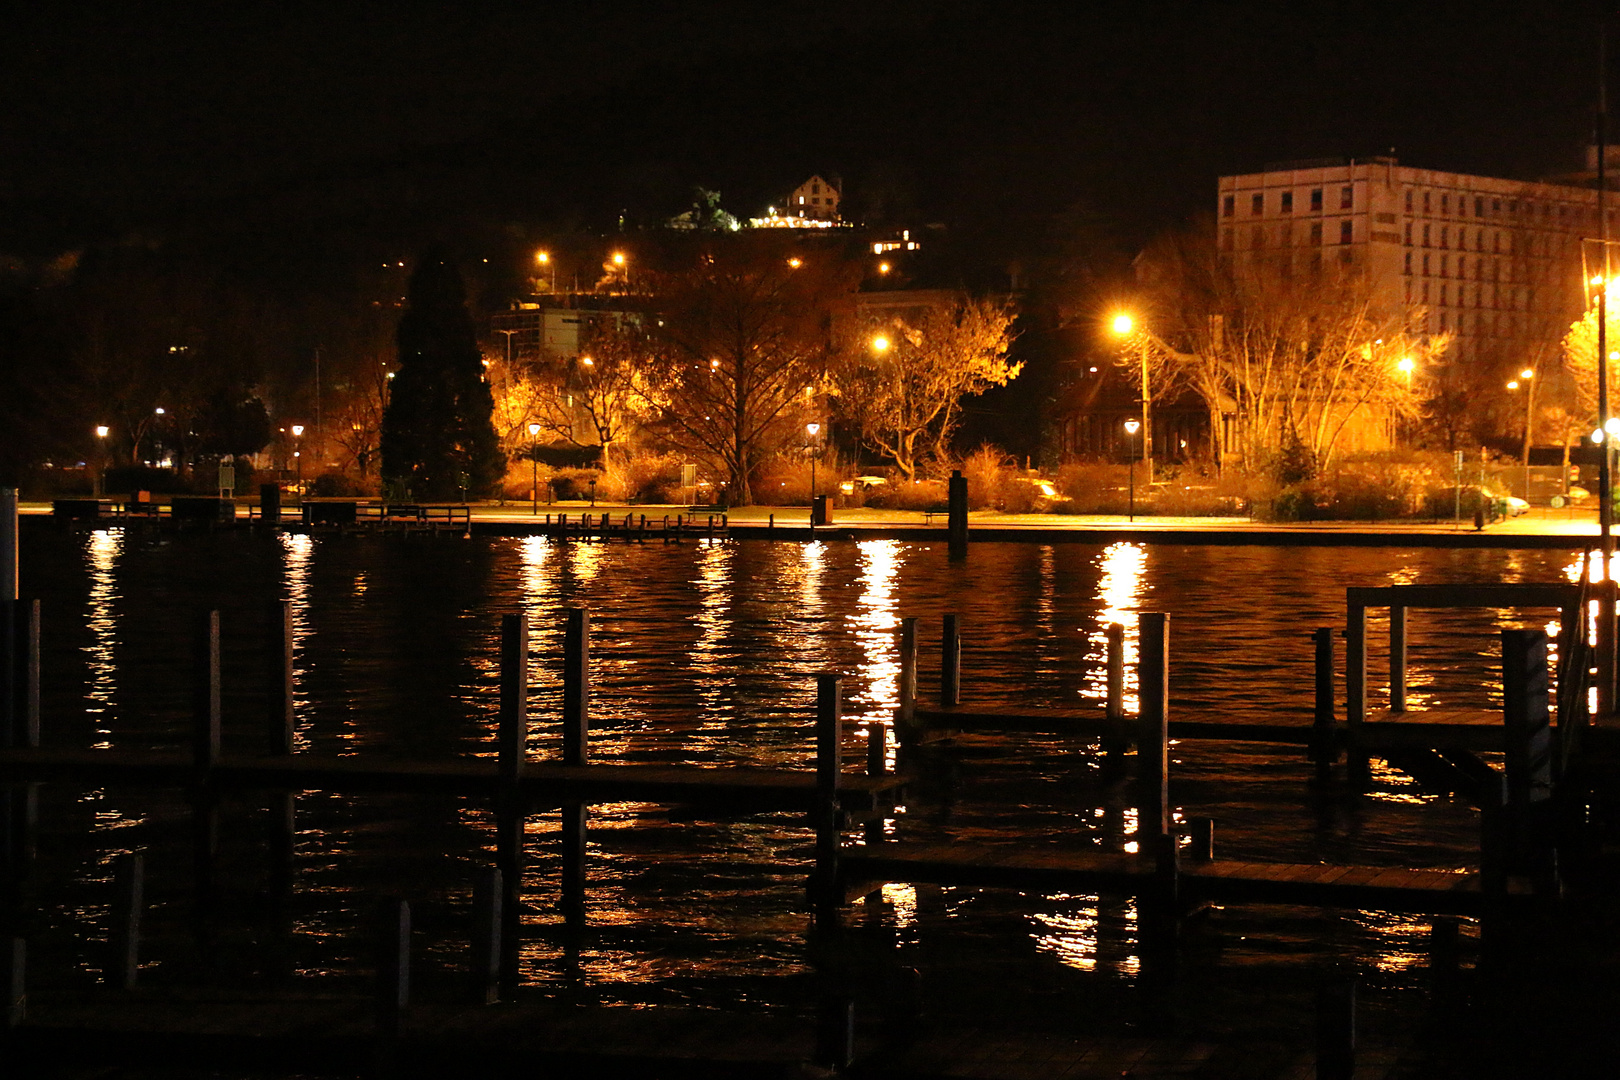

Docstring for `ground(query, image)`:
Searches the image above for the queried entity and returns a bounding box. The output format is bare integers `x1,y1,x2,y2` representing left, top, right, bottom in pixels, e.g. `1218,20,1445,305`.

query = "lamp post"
528,422,542,515
94,425,109,496
1507,368,1535,503
291,425,305,499
1111,314,1152,485
611,251,628,292
806,421,822,528
1124,418,1141,522
536,250,554,293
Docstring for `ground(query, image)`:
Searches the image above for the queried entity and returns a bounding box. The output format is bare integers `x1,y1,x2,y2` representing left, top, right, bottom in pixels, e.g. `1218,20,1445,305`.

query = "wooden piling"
812,674,843,924
109,852,144,989
1502,629,1553,887
1311,626,1337,779
1344,605,1369,789
562,608,590,927
896,617,918,741
471,866,501,1005
947,470,968,560
496,614,528,956
1315,978,1357,1080
1102,622,1126,778
376,898,410,1036
1190,817,1214,862
268,599,294,755
0,492,15,745
814,996,855,1069
1388,603,1408,713
192,612,221,903
17,599,39,749
1136,613,1169,841
3,936,21,1028
1598,580,1617,717
940,614,961,708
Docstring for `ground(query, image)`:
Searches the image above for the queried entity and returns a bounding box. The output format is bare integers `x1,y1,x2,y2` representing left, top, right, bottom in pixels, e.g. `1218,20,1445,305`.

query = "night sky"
2,1,1615,256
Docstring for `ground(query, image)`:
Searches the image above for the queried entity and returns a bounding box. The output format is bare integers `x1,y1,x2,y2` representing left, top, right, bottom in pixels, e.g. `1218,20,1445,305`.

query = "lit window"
1404,251,1412,275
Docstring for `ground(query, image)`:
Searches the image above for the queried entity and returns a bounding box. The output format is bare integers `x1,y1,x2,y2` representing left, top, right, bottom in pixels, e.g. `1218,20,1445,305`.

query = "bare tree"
834,296,1019,480
525,318,652,470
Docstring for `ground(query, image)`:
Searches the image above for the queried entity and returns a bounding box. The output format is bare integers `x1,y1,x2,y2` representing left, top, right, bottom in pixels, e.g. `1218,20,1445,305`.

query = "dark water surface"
14,526,1588,1032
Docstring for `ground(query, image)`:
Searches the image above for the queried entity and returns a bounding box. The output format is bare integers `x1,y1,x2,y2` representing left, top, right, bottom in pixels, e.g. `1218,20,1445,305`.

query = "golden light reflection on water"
83,529,123,747
570,539,604,584
691,541,734,734
850,540,903,769
1030,894,1100,971
280,533,316,751
881,882,916,929
1085,542,1146,712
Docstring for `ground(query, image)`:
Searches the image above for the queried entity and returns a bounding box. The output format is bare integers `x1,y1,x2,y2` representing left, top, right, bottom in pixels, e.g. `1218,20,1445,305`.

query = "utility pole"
1601,24,1613,571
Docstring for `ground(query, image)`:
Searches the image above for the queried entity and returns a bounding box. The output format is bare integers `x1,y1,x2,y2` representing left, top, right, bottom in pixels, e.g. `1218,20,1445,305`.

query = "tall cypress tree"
380,252,504,500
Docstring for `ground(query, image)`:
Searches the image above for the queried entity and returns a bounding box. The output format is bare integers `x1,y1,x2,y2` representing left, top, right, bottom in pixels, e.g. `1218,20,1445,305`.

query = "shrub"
616,452,687,504
310,471,378,498
550,467,605,501
864,478,949,512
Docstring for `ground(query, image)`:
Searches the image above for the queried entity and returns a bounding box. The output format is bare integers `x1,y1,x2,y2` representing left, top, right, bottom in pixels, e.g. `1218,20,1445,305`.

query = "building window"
1440,313,1449,331
1404,189,1413,212
1313,188,1324,211
1252,193,1264,215
1423,254,1431,275
1493,233,1501,253
1493,198,1501,214
1440,255,1449,278
1404,251,1412,275
1475,228,1484,251
1440,226,1449,249
1310,222,1323,244
1475,196,1485,217
1339,220,1353,243
1441,193,1450,215
1404,222,1412,245
1280,191,1293,213
1422,224,1431,247
1424,191,1432,214
1422,281,1430,302
1340,185,1353,210
812,183,820,194
1406,280,1413,304
1222,194,1235,217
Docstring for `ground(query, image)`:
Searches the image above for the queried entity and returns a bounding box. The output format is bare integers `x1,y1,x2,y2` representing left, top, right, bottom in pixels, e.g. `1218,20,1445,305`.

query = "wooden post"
1315,978,1357,1080
814,997,855,1069
1388,603,1407,713
562,608,589,928
1344,604,1369,788
940,614,961,708
193,611,221,904
3,937,21,1028
496,614,528,961
1598,580,1617,717
1502,629,1553,885
1190,817,1214,862
18,600,39,748
812,674,843,925
268,599,294,755
1103,621,1127,778
1139,831,1180,999
0,490,14,746
1311,627,1337,779
376,898,410,1036
896,617,918,742
1428,918,1460,999
866,722,885,778
1136,613,1169,841
109,852,144,989
471,866,501,1005
946,470,968,560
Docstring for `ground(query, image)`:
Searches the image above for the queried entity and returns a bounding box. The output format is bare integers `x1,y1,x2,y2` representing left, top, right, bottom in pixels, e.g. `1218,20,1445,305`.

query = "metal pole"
531,452,538,517
1129,432,1136,522
1140,340,1153,486
1601,25,1613,571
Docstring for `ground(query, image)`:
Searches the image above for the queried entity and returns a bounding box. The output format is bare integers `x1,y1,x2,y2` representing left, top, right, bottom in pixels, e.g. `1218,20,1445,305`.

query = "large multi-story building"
1216,156,1607,372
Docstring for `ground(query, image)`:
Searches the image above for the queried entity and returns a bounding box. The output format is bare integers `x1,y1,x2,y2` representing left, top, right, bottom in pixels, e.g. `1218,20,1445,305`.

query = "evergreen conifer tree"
380,252,504,499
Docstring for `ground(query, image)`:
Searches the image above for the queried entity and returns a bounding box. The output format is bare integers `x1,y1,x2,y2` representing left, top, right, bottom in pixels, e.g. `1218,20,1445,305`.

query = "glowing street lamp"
535,250,555,293
291,425,305,499
94,425,109,496
871,334,891,354
528,421,542,515
1111,313,1152,484
1507,369,1536,502
806,421,822,527
1123,418,1141,522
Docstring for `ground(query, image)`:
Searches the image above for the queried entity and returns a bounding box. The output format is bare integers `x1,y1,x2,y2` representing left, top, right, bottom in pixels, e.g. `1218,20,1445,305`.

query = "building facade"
1217,157,1607,372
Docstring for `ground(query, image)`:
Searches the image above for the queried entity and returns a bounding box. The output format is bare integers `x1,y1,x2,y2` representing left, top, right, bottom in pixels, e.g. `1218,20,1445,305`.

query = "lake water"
11,526,1590,1035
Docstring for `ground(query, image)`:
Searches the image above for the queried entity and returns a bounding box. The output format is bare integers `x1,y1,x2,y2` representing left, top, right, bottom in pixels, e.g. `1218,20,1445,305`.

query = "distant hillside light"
612,252,626,266
871,334,891,353
536,251,549,264
95,425,109,438
788,257,802,268
1112,314,1134,336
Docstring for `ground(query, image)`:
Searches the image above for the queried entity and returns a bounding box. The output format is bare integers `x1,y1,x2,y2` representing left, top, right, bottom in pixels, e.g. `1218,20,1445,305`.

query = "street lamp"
536,250,554,292
1507,368,1536,503
871,334,891,354
291,425,305,499
1124,418,1141,522
527,422,542,515
94,425,109,496
611,251,628,291
1111,313,1152,485
806,421,822,527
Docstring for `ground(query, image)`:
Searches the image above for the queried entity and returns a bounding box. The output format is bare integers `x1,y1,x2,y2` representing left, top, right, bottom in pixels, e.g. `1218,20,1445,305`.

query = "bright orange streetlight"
871,334,891,353
1110,313,1151,483
1111,313,1134,336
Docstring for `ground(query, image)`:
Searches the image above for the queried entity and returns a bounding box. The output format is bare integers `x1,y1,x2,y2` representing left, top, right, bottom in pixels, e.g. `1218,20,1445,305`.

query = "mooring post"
0,489,15,749
496,613,529,960
896,617,918,742
1315,978,1357,1080
1311,627,1338,779
109,851,144,989
1190,817,1214,862
1502,628,1553,884
1388,603,1407,713
268,600,297,894
3,936,21,1028
1479,776,1509,961
18,599,39,749
1344,604,1369,789
192,611,221,904
940,614,961,708
814,996,856,1070
561,607,590,927
471,866,502,1005
1428,917,1460,999
1598,580,1617,716
1103,621,1127,779
1136,613,1170,842
376,898,410,1036
812,674,844,926
947,470,968,560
